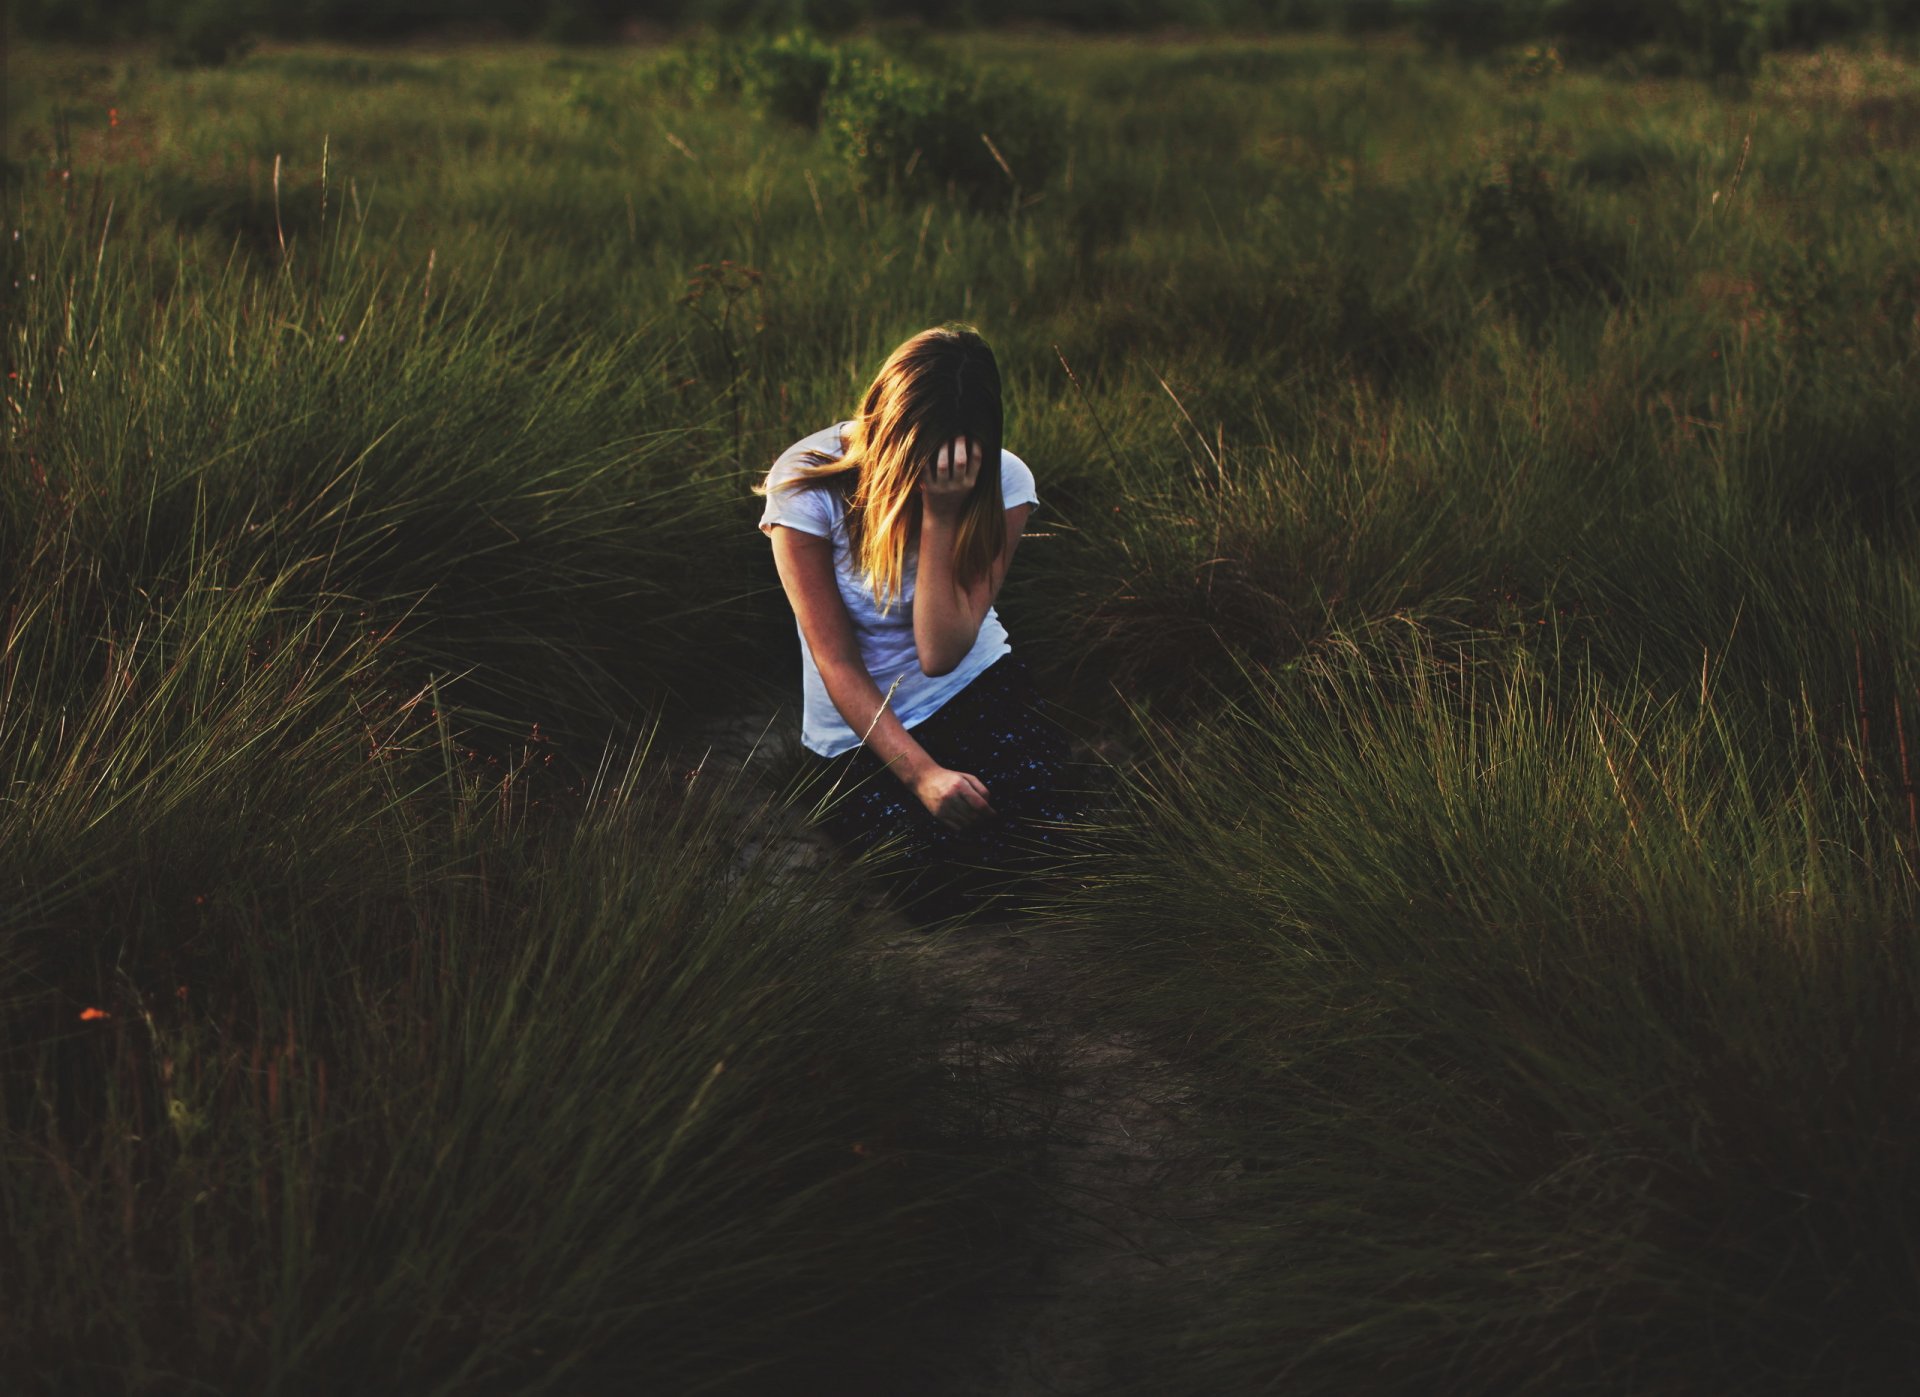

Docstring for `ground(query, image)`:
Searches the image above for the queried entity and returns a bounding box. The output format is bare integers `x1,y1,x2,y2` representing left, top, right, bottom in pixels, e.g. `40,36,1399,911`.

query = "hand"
918,435,980,522
913,765,997,831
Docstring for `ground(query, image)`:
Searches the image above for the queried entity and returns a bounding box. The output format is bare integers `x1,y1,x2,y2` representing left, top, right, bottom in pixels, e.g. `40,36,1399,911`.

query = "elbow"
916,641,966,678
916,614,983,678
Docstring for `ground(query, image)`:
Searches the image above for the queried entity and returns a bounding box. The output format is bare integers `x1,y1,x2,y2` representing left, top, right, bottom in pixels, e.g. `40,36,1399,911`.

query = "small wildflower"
108,108,120,128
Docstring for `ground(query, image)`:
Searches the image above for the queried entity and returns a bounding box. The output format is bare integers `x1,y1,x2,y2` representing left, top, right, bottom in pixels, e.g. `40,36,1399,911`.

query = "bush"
1417,0,1552,54
1776,0,1878,44
822,59,1066,202
164,0,260,68
1548,0,1666,50
650,36,749,103
741,29,850,128
1693,0,1778,75
1550,0,1779,75
1337,0,1404,32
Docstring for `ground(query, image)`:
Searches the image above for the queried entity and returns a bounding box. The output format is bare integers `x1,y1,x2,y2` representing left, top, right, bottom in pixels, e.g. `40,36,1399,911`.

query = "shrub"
1776,0,1879,45
741,29,849,128
649,36,749,103
1692,0,1778,76
164,0,260,68
1417,0,1552,55
1337,0,1403,32
1548,0,1667,51
1550,0,1778,75
821,59,1066,203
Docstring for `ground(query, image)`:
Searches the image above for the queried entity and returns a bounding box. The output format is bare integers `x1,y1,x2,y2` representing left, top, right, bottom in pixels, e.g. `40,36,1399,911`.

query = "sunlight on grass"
6,22,1920,1392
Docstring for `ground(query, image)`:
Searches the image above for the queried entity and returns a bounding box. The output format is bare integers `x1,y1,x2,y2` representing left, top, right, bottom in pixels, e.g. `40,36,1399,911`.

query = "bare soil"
873,915,1224,1396
683,711,1225,1395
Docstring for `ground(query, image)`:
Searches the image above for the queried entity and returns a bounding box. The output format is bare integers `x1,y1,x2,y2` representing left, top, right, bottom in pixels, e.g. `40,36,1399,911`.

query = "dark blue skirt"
809,654,1086,920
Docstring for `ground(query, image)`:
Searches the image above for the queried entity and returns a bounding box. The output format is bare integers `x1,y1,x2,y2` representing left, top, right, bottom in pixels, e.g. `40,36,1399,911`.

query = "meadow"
5,21,1920,1393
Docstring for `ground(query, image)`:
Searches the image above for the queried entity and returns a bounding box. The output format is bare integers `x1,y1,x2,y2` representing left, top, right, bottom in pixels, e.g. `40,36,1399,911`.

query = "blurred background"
17,1,1920,75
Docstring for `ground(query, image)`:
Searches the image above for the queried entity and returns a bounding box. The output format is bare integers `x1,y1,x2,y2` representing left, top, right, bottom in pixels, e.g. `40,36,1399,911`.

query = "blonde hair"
758,325,1006,612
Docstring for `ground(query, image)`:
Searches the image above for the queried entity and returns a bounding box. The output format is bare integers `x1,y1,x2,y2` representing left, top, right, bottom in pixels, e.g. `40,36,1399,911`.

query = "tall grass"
0,504,1029,1388
1059,632,1920,1392
9,25,1920,1391
3,727,1014,1391
3,51,1041,1390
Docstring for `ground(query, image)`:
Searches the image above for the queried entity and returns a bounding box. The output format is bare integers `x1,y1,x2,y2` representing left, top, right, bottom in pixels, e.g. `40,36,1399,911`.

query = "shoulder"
759,423,851,538
998,448,1039,510
782,420,852,465
765,421,851,490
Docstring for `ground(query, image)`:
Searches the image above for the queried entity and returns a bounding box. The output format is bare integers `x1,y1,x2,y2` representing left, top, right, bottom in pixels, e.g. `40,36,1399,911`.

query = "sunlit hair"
758,324,1005,612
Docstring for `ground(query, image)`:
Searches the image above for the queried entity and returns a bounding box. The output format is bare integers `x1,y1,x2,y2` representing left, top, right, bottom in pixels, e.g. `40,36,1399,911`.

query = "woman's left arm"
914,435,1030,678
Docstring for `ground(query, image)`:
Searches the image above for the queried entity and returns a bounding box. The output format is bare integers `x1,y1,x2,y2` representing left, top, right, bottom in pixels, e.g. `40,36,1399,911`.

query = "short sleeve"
758,426,847,538
999,449,1039,512
758,469,834,538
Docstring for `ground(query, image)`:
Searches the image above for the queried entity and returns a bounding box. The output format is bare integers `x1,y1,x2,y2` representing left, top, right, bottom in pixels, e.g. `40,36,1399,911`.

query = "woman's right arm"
769,525,995,830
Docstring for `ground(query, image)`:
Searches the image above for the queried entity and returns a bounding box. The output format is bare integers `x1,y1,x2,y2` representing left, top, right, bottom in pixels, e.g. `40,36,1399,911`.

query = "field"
6,23,1920,1394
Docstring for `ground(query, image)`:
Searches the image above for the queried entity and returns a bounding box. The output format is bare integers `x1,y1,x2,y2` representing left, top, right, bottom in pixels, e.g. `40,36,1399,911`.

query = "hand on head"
919,435,981,519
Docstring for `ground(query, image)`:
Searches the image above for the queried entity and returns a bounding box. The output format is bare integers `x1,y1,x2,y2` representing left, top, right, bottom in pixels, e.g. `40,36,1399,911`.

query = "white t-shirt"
758,422,1040,758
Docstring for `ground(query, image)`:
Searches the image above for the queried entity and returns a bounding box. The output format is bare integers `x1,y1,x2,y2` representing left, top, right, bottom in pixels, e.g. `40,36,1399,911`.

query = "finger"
960,776,997,818
941,797,983,830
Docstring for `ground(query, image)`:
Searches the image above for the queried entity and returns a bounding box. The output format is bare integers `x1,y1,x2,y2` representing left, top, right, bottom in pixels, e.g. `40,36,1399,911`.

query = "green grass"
1062,631,1920,1391
6,25,1920,1393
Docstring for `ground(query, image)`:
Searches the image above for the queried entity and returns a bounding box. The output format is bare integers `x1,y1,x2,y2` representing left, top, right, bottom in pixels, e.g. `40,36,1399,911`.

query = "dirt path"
874,916,1221,1395
685,714,1222,1394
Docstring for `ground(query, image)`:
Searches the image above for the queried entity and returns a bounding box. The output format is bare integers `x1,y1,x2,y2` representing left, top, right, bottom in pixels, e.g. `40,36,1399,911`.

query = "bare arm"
915,434,1031,678
769,524,996,830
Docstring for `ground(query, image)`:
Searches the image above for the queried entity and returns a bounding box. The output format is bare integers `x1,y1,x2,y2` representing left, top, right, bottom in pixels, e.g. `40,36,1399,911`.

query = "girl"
756,325,1077,918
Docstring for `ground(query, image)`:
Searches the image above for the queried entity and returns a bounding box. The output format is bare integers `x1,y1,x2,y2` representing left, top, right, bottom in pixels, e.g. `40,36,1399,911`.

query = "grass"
1063,630,1920,1392
0,503,1031,1390
6,23,1920,1393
